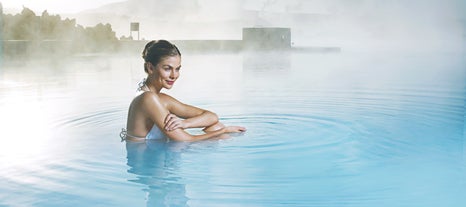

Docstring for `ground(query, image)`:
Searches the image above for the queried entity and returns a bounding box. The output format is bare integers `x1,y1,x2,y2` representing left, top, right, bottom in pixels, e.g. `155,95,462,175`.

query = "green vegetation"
1,7,119,54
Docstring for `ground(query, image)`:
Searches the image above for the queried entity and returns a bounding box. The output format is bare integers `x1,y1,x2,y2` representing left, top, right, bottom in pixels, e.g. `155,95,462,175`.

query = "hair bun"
141,40,181,73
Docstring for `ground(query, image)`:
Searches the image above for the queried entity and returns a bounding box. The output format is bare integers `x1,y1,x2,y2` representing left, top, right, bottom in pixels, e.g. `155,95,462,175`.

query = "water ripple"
52,107,126,130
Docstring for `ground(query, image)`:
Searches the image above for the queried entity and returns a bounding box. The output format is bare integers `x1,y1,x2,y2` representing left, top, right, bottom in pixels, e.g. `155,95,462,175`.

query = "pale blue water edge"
0,50,465,207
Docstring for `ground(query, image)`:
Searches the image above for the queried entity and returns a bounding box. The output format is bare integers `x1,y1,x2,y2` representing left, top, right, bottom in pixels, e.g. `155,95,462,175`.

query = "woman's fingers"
167,120,180,131
225,126,247,133
235,126,246,132
164,114,184,131
237,126,247,132
164,113,175,124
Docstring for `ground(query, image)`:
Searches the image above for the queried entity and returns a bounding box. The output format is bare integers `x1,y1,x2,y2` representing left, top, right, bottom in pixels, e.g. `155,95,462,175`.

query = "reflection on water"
0,50,465,206
126,141,189,207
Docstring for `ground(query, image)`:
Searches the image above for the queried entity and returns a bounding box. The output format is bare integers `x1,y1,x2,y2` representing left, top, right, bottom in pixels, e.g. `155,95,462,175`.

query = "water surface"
0,49,465,206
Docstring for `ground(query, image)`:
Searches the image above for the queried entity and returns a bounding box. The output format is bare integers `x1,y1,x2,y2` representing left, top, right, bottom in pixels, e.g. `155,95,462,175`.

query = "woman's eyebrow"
163,65,181,69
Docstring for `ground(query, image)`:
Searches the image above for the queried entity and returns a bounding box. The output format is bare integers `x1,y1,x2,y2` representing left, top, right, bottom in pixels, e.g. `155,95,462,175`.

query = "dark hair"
142,40,181,73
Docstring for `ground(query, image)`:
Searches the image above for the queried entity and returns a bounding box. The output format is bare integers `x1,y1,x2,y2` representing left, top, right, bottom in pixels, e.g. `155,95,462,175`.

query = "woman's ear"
146,62,154,74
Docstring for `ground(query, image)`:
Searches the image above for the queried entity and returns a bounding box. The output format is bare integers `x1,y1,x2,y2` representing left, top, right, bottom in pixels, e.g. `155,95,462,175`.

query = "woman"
122,40,246,142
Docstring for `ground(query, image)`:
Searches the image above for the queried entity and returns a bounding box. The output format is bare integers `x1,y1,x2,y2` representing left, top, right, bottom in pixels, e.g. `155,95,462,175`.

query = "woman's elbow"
210,111,219,123
203,110,218,123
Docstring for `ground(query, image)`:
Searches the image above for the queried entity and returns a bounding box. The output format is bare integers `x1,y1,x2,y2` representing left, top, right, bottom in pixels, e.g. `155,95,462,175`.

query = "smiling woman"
122,40,246,142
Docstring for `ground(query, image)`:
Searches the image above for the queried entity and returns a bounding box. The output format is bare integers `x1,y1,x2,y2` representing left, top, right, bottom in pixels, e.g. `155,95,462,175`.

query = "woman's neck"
145,78,162,93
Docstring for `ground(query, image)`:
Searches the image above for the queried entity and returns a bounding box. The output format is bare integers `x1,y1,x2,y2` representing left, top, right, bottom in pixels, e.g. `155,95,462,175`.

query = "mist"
60,0,466,52
1,0,465,55
0,1,465,205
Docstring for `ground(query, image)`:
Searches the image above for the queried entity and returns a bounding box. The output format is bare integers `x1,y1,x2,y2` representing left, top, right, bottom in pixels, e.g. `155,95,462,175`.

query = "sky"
1,0,464,49
1,0,125,14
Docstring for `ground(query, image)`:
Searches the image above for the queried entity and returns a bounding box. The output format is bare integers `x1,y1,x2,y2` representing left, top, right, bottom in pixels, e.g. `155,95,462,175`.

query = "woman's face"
149,55,181,90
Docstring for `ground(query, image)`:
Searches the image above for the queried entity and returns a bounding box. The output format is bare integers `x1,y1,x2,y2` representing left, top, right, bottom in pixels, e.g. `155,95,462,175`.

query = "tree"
2,6,119,53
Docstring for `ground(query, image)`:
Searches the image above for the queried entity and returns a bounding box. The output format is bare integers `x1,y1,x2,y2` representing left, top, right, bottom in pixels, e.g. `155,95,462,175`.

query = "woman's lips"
166,80,175,85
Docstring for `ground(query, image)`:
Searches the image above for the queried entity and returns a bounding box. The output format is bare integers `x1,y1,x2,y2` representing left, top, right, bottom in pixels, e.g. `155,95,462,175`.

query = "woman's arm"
142,92,244,142
166,125,246,142
160,93,219,130
164,111,218,131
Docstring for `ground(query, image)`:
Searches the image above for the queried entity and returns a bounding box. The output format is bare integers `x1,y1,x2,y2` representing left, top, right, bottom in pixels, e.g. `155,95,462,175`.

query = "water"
0,49,465,206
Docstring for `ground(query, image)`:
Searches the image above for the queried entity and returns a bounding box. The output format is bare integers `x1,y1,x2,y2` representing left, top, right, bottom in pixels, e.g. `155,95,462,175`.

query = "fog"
0,3,465,204
62,0,466,52
1,0,465,53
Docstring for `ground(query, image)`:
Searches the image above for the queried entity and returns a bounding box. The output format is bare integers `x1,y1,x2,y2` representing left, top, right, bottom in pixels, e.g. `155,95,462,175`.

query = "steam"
2,0,465,52
73,0,465,52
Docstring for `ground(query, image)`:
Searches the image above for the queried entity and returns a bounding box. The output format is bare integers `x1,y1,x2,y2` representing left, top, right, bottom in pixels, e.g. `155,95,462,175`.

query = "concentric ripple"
1,52,465,207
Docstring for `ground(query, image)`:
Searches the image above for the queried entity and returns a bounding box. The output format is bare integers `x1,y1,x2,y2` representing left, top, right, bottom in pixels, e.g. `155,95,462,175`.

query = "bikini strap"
137,78,147,92
120,128,127,142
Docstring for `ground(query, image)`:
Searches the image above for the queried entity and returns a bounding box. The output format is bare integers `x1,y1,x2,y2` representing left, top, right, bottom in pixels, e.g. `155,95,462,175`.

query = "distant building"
242,27,291,50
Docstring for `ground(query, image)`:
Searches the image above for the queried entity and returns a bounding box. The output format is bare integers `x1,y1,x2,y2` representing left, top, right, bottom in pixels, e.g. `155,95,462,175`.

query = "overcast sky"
1,0,125,14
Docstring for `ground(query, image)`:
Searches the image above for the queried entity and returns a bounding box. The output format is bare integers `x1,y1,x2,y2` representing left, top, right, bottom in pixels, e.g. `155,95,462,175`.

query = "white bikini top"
120,79,167,141
145,124,166,140
120,125,166,141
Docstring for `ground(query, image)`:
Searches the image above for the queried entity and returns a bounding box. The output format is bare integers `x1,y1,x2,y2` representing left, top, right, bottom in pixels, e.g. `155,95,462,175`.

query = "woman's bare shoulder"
134,91,164,107
136,92,178,113
157,92,177,103
158,92,174,99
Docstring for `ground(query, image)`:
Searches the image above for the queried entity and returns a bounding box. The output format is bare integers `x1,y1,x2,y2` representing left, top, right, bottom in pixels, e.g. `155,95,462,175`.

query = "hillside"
61,0,463,49
64,0,332,41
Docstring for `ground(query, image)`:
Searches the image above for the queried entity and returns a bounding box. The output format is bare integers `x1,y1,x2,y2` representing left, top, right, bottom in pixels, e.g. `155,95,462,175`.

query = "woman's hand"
164,114,186,131
224,126,247,133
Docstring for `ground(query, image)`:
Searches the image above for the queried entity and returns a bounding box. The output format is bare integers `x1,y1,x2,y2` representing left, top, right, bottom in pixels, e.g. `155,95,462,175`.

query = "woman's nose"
170,70,177,79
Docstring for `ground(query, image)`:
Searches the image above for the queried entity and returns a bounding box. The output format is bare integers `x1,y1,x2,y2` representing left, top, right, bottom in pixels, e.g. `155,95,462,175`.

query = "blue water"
0,50,465,206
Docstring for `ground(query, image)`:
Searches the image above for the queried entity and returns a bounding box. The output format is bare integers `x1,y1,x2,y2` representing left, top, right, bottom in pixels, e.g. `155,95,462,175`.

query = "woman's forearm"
166,127,226,142
183,111,219,129
167,125,245,142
